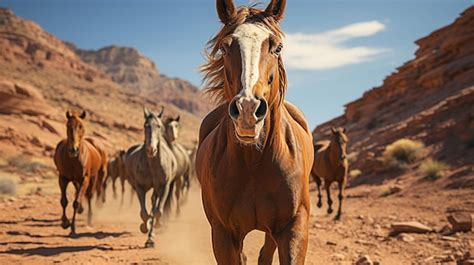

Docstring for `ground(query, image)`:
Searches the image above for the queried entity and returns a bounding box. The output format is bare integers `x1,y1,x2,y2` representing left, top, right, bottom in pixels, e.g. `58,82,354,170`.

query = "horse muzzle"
68,147,79,157
228,96,267,144
146,146,157,157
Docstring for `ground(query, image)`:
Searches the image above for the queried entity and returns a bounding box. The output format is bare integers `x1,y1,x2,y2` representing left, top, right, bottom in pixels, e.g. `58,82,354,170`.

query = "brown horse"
311,127,349,220
197,1,314,264
108,150,127,203
53,110,108,236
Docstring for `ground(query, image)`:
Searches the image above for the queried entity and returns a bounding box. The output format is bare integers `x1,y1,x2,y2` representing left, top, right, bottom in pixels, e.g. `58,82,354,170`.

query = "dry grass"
0,177,16,195
420,159,449,180
383,139,425,170
349,169,362,178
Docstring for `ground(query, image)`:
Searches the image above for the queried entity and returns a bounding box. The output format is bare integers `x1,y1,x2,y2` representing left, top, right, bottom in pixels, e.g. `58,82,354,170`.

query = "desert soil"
0,178,473,265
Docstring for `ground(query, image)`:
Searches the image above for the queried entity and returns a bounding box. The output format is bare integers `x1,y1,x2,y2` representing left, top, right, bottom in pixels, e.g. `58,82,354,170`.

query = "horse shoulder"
199,104,227,145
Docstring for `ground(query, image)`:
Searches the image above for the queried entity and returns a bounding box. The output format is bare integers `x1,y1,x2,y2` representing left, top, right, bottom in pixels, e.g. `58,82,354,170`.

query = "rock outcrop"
0,8,201,161
313,7,474,185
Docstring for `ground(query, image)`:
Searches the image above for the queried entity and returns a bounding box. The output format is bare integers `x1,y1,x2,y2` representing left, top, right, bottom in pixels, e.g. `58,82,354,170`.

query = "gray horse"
123,107,177,248
163,115,191,216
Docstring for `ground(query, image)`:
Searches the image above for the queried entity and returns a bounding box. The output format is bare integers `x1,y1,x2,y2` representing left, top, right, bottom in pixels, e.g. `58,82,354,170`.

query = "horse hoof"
317,202,322,208
327,208,333,214
61,219,70,229
145,239,155,248
140,223,148,234
77,206,84,214
69,231,78,238
334,214,341,221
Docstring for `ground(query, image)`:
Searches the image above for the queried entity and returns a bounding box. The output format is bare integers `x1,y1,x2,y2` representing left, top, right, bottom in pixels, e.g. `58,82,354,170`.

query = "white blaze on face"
233,23,271,97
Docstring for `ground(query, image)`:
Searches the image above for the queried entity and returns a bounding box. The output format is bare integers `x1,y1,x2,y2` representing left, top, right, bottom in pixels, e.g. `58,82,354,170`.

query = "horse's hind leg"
314,176,323,208
335,181,344,220
59,176,70,229
325,182,333,214
135,186,149,234
174,176,183,216
86,186,93,226
258,233,276,265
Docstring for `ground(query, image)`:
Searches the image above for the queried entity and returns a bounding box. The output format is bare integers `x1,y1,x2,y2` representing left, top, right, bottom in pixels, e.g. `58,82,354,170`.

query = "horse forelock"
201,6,287,106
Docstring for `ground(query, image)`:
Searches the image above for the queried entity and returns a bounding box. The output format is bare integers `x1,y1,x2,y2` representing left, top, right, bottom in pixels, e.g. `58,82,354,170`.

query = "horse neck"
328,139,341,167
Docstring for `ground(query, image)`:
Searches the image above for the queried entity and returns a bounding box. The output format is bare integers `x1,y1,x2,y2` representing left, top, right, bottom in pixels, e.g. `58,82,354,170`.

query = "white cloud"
283,21,389,70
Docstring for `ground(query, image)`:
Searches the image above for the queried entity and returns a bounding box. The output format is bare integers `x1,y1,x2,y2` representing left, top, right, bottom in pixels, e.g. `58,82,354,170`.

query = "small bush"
349,169,362,178
0,177,16,195
420,159,449,180
383,139,425,170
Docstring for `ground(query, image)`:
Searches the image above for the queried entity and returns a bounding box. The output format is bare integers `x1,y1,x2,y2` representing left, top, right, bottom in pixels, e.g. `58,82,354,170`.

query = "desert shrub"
0,177,16,195
349,169,362,178
383,139,425,170
7,155,50,173
420,159,449,180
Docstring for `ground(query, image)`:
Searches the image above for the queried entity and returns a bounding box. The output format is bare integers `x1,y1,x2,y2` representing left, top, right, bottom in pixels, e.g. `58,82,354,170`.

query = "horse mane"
201,6,287,105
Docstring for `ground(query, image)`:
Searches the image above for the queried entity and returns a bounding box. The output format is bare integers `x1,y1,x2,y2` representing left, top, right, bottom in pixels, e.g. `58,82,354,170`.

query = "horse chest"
207,160,299,232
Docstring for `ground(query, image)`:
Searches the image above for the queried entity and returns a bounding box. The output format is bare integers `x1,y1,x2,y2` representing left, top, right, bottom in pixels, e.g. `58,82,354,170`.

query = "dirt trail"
0,179,473,264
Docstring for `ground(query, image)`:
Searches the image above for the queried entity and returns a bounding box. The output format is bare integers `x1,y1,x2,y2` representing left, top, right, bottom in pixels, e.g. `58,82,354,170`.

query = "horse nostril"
228,98,240,120
255,98,268,120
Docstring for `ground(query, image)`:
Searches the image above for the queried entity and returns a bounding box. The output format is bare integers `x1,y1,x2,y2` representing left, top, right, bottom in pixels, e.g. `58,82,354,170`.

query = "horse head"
203,0,287,145
331,127,348,161
65,110,86,157
143,106,165,158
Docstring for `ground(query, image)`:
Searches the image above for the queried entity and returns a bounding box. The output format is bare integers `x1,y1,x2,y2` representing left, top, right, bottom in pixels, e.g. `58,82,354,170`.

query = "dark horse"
311,127,349,220
197,1,314,264
54,110,108,236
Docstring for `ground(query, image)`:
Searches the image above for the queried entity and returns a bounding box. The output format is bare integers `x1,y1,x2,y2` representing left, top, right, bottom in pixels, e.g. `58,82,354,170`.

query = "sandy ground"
0,178,473,264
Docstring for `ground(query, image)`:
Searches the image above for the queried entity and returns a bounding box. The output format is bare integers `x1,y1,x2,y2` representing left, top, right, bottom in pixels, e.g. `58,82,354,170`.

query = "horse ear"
175,115,180,122
158,106,164,118
216,0,236,24
66,110,72,119
342,127,347,134
265,0,286,22
143,107,151,119
331,127,337,134
80,111,86,119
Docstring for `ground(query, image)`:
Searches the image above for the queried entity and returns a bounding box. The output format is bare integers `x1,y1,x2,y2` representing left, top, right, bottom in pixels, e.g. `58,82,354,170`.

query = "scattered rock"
326,240,337,246
356,255,373,265
447,212,473,233
390,221,434,236
398,233,415,242
441,236,458,241
332,253,345,261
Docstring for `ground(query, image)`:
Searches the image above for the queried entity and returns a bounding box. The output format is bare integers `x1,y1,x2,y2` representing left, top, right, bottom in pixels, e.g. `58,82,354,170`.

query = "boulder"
389,221,434,236
447,212,473,233
356,255,373,265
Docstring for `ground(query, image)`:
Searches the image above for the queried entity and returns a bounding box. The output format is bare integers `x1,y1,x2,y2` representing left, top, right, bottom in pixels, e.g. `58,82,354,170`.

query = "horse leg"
174,176,183,217
112,176,117,199
73,182,84,214
274,208,309,265
59,176,70,229
211,223,243,265
135,186,149,234
315,176,322,208
335,180,344,220
145,189,160,248
156,181,171,227
86,186,93,226
120,176,126,206
258,233,277,265
325,182,333,214
70,176,90,237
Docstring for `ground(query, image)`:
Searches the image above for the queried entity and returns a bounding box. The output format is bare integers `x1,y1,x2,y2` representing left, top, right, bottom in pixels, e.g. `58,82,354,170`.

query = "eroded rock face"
0,8,202,160
313,6,474,185
70,45,209,115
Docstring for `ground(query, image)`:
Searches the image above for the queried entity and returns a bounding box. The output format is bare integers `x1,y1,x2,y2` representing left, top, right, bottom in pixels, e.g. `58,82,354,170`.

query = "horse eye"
274,43,283,56
219,45,227,56
268,74,274,85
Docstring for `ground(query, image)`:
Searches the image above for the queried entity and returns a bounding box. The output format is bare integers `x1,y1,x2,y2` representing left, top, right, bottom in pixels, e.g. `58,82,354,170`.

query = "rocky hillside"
69,45,208,115
313,6,474,186
0,7,201,169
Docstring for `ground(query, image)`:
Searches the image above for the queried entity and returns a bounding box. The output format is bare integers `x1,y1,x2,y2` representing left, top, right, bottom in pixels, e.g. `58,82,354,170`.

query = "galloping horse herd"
52,0,350,264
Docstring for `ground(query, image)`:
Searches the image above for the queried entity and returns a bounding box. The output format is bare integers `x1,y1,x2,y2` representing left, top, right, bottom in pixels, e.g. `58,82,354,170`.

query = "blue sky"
2,0,472,127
